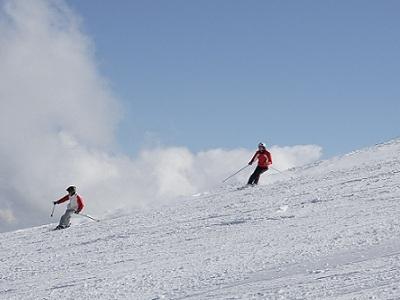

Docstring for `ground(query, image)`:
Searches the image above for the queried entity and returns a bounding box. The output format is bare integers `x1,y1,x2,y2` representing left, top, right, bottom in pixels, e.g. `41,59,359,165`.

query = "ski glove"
75,210,80,214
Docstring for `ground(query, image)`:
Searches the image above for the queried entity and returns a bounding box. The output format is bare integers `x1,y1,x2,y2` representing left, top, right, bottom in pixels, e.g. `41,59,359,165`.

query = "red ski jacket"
56,194,84,213
249,150,272,168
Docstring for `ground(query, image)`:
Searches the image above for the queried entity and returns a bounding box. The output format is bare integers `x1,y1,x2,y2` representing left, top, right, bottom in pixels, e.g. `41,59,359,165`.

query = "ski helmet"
258,142,266,148
66,185,76,192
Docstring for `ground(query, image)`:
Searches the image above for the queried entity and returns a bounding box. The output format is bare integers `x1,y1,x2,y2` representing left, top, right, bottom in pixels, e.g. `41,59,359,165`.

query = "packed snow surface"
1,140,400,299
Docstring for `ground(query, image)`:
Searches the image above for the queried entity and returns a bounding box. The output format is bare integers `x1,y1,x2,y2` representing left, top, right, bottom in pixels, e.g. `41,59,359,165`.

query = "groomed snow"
1,139,400,299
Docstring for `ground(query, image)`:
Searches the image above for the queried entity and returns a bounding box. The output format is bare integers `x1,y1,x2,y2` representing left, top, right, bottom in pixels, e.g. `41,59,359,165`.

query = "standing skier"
247,143,272,185
53,186,84,230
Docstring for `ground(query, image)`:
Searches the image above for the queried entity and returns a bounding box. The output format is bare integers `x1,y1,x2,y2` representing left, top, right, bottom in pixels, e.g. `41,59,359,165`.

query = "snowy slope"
1,139,400,299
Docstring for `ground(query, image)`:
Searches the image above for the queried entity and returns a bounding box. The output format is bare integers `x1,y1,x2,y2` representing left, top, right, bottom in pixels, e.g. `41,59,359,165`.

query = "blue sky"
67,0,399,158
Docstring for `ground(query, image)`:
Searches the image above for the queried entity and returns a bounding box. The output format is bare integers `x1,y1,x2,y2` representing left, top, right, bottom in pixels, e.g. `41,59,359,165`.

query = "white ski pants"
59,209,75,227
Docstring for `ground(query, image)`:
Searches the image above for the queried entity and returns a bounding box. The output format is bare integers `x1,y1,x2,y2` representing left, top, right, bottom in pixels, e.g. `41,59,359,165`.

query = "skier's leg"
252,167,262,185
247,170,257,185
58,209,75,228
248,166,261,185
254,167,268,185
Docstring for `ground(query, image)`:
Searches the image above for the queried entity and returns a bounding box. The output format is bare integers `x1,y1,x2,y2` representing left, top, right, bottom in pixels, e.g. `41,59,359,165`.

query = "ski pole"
50,204,55,217
270,166,286,176
270,166,296,180
222,165,250,183
77,213,100,222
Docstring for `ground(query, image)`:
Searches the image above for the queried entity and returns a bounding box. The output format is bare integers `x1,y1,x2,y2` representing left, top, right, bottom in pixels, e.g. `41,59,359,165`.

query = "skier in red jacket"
53,185,84,229
247,143,272,185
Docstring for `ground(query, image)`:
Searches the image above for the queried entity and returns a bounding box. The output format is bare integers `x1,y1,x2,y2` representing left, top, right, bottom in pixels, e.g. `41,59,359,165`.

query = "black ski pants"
247,166,268,185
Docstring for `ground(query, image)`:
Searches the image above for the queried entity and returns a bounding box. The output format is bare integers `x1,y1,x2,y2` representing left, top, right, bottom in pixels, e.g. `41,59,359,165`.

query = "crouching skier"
53,186,84,230
247,143,272,185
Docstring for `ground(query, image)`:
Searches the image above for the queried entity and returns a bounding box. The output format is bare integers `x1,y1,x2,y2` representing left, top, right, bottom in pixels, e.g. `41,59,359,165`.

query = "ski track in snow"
1,139,400,299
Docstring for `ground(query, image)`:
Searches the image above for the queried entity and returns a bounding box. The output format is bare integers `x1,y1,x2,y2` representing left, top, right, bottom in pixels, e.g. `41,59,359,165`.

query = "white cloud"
0,0,323,232
0,209,16,224
269,145,323,171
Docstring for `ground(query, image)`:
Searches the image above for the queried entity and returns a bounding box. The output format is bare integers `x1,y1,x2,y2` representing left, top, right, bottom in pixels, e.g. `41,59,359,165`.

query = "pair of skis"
236,184,256,191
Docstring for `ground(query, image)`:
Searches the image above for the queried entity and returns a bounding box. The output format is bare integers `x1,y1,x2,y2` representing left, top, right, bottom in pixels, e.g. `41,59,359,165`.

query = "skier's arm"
248,152,259,165
75,195,84,214
266,151,272,165
54,195,69,205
